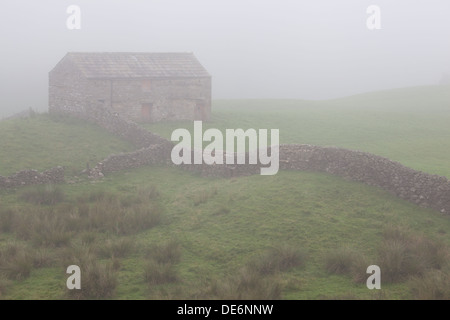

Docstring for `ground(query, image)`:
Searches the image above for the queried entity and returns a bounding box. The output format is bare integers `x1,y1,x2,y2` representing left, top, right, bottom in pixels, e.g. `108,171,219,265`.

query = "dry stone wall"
154,144,450,214
278,144,450,214
5,103,444,215
89,130,450,214
0,167,64,188
95,144,174,175
78,108,450,215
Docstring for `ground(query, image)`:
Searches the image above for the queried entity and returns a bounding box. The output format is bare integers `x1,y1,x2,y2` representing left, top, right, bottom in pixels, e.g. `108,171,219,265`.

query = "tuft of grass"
96,238,135,259
32,248,56,268
351,255,373,284
10,207,73,248
138,186,160,200
146,239,181,265
378,227,449,283
199,244,305,299
248,245,307,276
193,188,217,206
193,193,209,206
67,261,118,300
204,267,282,300
0,275,12,298
143,240,182,287
87,198,162,235
143,260,179,286
324,246,358,275
58,244,97,270
0,243,42,280
32,228,72,248
77,190,114,203
0,251,34,280
61,244,117,299
80,231,97,246
0,208,15,233
30,212,72,247
408,266,450,300
119,204,162,235
119,194,141,208
213,206,230,216
19,185,65,205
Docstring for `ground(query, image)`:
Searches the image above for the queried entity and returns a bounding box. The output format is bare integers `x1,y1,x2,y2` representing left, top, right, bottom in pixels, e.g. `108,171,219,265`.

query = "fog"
0,0,449,118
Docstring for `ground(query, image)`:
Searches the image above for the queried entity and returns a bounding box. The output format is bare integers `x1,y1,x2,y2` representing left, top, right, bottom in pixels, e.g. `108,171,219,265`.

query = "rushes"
0,186,164,299
324,226,450,289
144,240,182,286
324,246,359,275
201,244,306,300
0,243,34,280
19,185,65,205
248,244,307,276
10,188,162,243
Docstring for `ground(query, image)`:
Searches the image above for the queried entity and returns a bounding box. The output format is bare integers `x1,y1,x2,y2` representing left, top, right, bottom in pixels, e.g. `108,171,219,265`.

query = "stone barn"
49,52,211,122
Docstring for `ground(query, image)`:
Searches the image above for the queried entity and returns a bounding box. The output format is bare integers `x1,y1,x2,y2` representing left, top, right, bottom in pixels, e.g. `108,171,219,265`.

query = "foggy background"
0,0,449,118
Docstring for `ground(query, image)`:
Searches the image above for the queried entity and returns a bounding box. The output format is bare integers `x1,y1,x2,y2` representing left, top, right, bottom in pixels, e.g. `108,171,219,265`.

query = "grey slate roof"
65,52,210,79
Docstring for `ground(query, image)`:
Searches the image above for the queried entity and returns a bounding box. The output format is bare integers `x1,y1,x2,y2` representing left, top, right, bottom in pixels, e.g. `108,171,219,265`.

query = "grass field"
0,115,135,176
1,85,450,299
144,85,450,178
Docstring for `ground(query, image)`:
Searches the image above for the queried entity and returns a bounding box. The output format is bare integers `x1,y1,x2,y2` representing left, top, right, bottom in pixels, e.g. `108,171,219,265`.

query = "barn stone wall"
49,62,211,123
49,57,91,116
107,77,211,122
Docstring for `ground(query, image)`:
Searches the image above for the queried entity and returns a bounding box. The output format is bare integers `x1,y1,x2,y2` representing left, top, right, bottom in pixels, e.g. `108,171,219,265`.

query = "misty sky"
0,0,449,117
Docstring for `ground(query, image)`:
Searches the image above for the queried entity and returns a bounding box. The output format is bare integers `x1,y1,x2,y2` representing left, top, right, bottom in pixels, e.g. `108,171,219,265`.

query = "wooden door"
195,101,206,120
141,103,152,122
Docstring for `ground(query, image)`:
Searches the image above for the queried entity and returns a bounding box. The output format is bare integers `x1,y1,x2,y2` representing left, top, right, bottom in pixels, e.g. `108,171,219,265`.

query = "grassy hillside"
1,166,449,299
0,114,135,176
1,85,450,300
144,85,450,178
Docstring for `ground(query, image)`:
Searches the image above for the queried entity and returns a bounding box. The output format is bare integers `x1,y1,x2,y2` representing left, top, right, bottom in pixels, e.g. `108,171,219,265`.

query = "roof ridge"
62,52,210,79
67,52,195,54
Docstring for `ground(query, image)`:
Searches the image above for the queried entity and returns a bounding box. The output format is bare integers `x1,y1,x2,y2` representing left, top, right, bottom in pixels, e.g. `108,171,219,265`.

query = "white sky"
0,0,449,117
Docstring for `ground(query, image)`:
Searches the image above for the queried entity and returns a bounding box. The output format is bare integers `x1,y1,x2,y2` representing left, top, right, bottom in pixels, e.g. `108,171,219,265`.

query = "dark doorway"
195,101,206,120
141,103,153,122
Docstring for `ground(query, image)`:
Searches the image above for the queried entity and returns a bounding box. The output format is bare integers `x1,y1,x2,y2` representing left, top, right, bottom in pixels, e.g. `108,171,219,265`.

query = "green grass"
144,85,450,178
1,166,449,299
1,85,450,299
0,113,135,176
